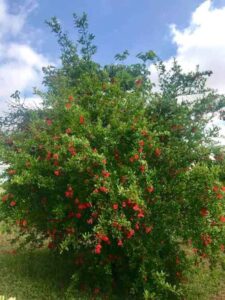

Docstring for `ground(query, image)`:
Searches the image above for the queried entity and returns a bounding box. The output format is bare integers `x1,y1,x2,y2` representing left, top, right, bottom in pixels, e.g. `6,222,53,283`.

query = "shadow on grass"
0,228,224,300
0,248,75,300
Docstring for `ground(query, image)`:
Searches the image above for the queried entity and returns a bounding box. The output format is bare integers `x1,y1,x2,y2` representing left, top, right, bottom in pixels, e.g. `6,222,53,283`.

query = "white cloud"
23,95,43,109
170,0,225,93
0,0,51,112
150,0,225,92
0,0,26,37
150,0,225,143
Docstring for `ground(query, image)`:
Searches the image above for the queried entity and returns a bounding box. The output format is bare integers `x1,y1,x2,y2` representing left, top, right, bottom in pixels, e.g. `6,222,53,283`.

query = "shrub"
0,13,225,299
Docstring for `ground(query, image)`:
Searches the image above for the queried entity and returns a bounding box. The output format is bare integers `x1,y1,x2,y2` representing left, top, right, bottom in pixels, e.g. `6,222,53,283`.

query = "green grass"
0,227,90,300
0,250,70,299
182,259,225,300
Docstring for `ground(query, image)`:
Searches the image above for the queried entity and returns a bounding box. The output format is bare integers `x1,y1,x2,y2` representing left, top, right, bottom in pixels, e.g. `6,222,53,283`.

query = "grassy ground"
0,250,70,300
0,225,88,300
183,260,225,300
0,224,225,300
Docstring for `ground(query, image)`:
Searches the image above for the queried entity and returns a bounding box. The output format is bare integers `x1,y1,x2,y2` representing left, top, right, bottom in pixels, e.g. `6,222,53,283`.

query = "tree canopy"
0,13,225,299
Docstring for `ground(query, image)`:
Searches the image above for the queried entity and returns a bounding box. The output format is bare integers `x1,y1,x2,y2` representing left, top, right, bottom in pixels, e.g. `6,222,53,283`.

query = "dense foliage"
0,13,225,299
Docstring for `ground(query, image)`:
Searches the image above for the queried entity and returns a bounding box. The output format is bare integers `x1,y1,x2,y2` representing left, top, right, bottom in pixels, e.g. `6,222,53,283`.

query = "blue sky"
24,0,208,64
1,0,225,118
